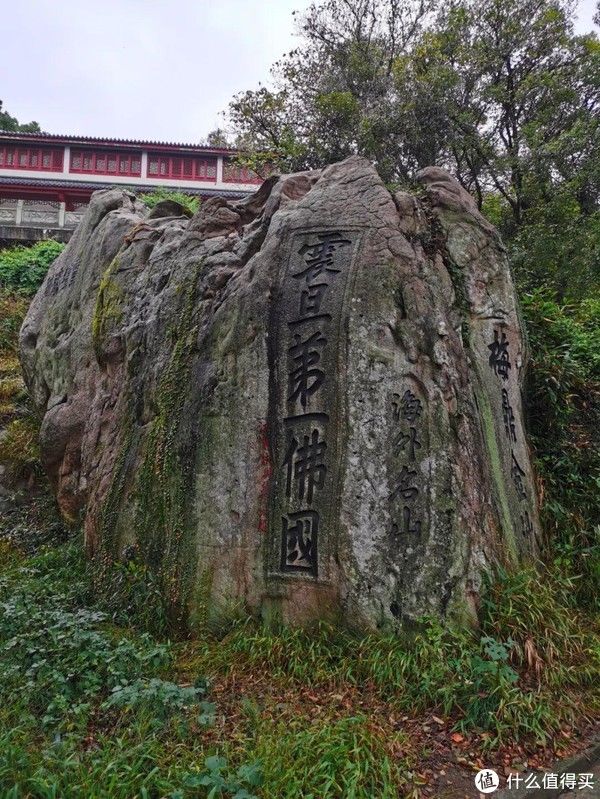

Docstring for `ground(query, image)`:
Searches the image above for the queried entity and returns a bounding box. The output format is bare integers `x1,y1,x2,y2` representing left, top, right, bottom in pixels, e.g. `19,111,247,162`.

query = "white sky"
0,0,597,144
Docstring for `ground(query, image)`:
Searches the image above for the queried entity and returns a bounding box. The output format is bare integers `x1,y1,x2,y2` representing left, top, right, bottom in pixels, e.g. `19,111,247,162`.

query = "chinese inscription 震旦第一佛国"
487,326,534,538
270,231,362,578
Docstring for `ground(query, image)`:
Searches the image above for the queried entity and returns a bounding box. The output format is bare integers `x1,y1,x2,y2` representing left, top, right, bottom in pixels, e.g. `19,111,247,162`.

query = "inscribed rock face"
20,157,540,629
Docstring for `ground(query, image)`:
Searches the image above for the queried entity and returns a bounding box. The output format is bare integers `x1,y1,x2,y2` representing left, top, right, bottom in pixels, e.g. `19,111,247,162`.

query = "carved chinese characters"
44,258,78,297
487,329,511,381
269,230,361,579
389,387,428,546
487,326,537,541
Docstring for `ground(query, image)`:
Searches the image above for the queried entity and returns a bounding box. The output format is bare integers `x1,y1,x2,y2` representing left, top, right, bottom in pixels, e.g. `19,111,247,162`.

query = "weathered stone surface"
20,157,541,630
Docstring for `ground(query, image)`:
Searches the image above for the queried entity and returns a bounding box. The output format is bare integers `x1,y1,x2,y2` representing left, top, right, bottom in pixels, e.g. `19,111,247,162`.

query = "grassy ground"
0,536,598,799
0,284,598,798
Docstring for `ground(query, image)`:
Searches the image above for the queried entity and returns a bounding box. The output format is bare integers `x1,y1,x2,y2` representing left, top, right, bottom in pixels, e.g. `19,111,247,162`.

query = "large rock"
20,157,541,630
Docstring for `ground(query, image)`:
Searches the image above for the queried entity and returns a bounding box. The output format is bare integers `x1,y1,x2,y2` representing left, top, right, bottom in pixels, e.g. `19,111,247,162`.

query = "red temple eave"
0,176,250,207
0,132,264,243
0,130,236,157
0,182,90,205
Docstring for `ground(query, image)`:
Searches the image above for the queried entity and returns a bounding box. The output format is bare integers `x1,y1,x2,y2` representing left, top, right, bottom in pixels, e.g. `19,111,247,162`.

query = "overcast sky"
1,0,597,144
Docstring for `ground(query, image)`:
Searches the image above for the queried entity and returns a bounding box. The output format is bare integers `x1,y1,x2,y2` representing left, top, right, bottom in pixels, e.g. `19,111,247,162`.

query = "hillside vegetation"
2,0,600,776
0,191,598,796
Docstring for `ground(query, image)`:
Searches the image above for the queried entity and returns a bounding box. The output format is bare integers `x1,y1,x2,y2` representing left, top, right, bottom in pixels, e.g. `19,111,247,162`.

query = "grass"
0,292,29,358
175,600,598,749
249,714,409,799
0,535,596,797
0,289,41,481
0,376,25,418
481,565,600,688
0,417,40,480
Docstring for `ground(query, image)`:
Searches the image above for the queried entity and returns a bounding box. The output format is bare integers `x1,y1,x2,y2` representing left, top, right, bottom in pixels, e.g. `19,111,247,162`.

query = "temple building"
0,130,263,244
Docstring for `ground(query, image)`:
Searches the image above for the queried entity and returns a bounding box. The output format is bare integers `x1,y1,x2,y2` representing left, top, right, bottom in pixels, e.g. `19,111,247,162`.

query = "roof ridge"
0,129,236,153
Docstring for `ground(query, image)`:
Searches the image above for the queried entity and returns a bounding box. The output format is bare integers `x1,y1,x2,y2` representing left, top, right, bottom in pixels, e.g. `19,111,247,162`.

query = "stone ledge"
0,225,72,244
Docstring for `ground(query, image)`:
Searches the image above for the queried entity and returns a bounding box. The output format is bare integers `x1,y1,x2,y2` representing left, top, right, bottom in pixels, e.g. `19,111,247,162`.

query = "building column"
141,151,148,178
62,145,70,175
58,201,66,227
15,199,23,225
216,155,224,185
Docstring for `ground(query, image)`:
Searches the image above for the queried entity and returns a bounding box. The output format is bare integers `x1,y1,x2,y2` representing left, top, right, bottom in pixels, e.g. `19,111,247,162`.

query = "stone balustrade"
0,198,87,229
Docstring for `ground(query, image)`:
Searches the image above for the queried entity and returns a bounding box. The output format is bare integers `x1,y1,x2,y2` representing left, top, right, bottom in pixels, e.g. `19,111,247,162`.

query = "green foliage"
0,542,230,798
0,416,40,481
510,197,600,300
0,725,216,799
0,539,597,795
482,565,600,685
228,0,599,199
104,678,212,727
249,715,402,799
0,240,65,295
138,187,200,215
182,756,262,799
521,291,600,608
196,598,598,747
356,621,559,745
96,557,170,637
203,128,232,148
210,620,352,685
0,543,171,731
0,291,29,356
229,0,600,298
0,100,41,133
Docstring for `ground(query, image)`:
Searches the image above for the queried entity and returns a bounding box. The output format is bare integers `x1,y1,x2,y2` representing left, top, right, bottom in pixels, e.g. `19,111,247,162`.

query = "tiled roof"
0,129,236,155
0,175,249,199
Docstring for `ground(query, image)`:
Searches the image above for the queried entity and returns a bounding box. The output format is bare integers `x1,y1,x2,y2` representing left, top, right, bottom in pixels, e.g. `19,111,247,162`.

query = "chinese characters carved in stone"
390,389,425,540
270,230,361,578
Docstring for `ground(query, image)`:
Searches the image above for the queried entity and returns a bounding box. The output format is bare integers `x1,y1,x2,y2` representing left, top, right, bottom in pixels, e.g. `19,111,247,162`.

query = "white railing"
0,199,87,229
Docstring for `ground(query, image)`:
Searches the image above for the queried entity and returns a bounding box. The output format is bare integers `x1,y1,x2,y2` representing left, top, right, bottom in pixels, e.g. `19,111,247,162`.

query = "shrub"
0,240,64,295
138,188,200,215
522,290,600,608
0,543,172,731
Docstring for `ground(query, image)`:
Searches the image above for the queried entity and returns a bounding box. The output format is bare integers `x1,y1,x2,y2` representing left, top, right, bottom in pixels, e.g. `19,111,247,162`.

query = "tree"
203,128,232,148
228,0,438,180
226,0,600,298
228,0,599,204
421,0,600,227
0,100,41,133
